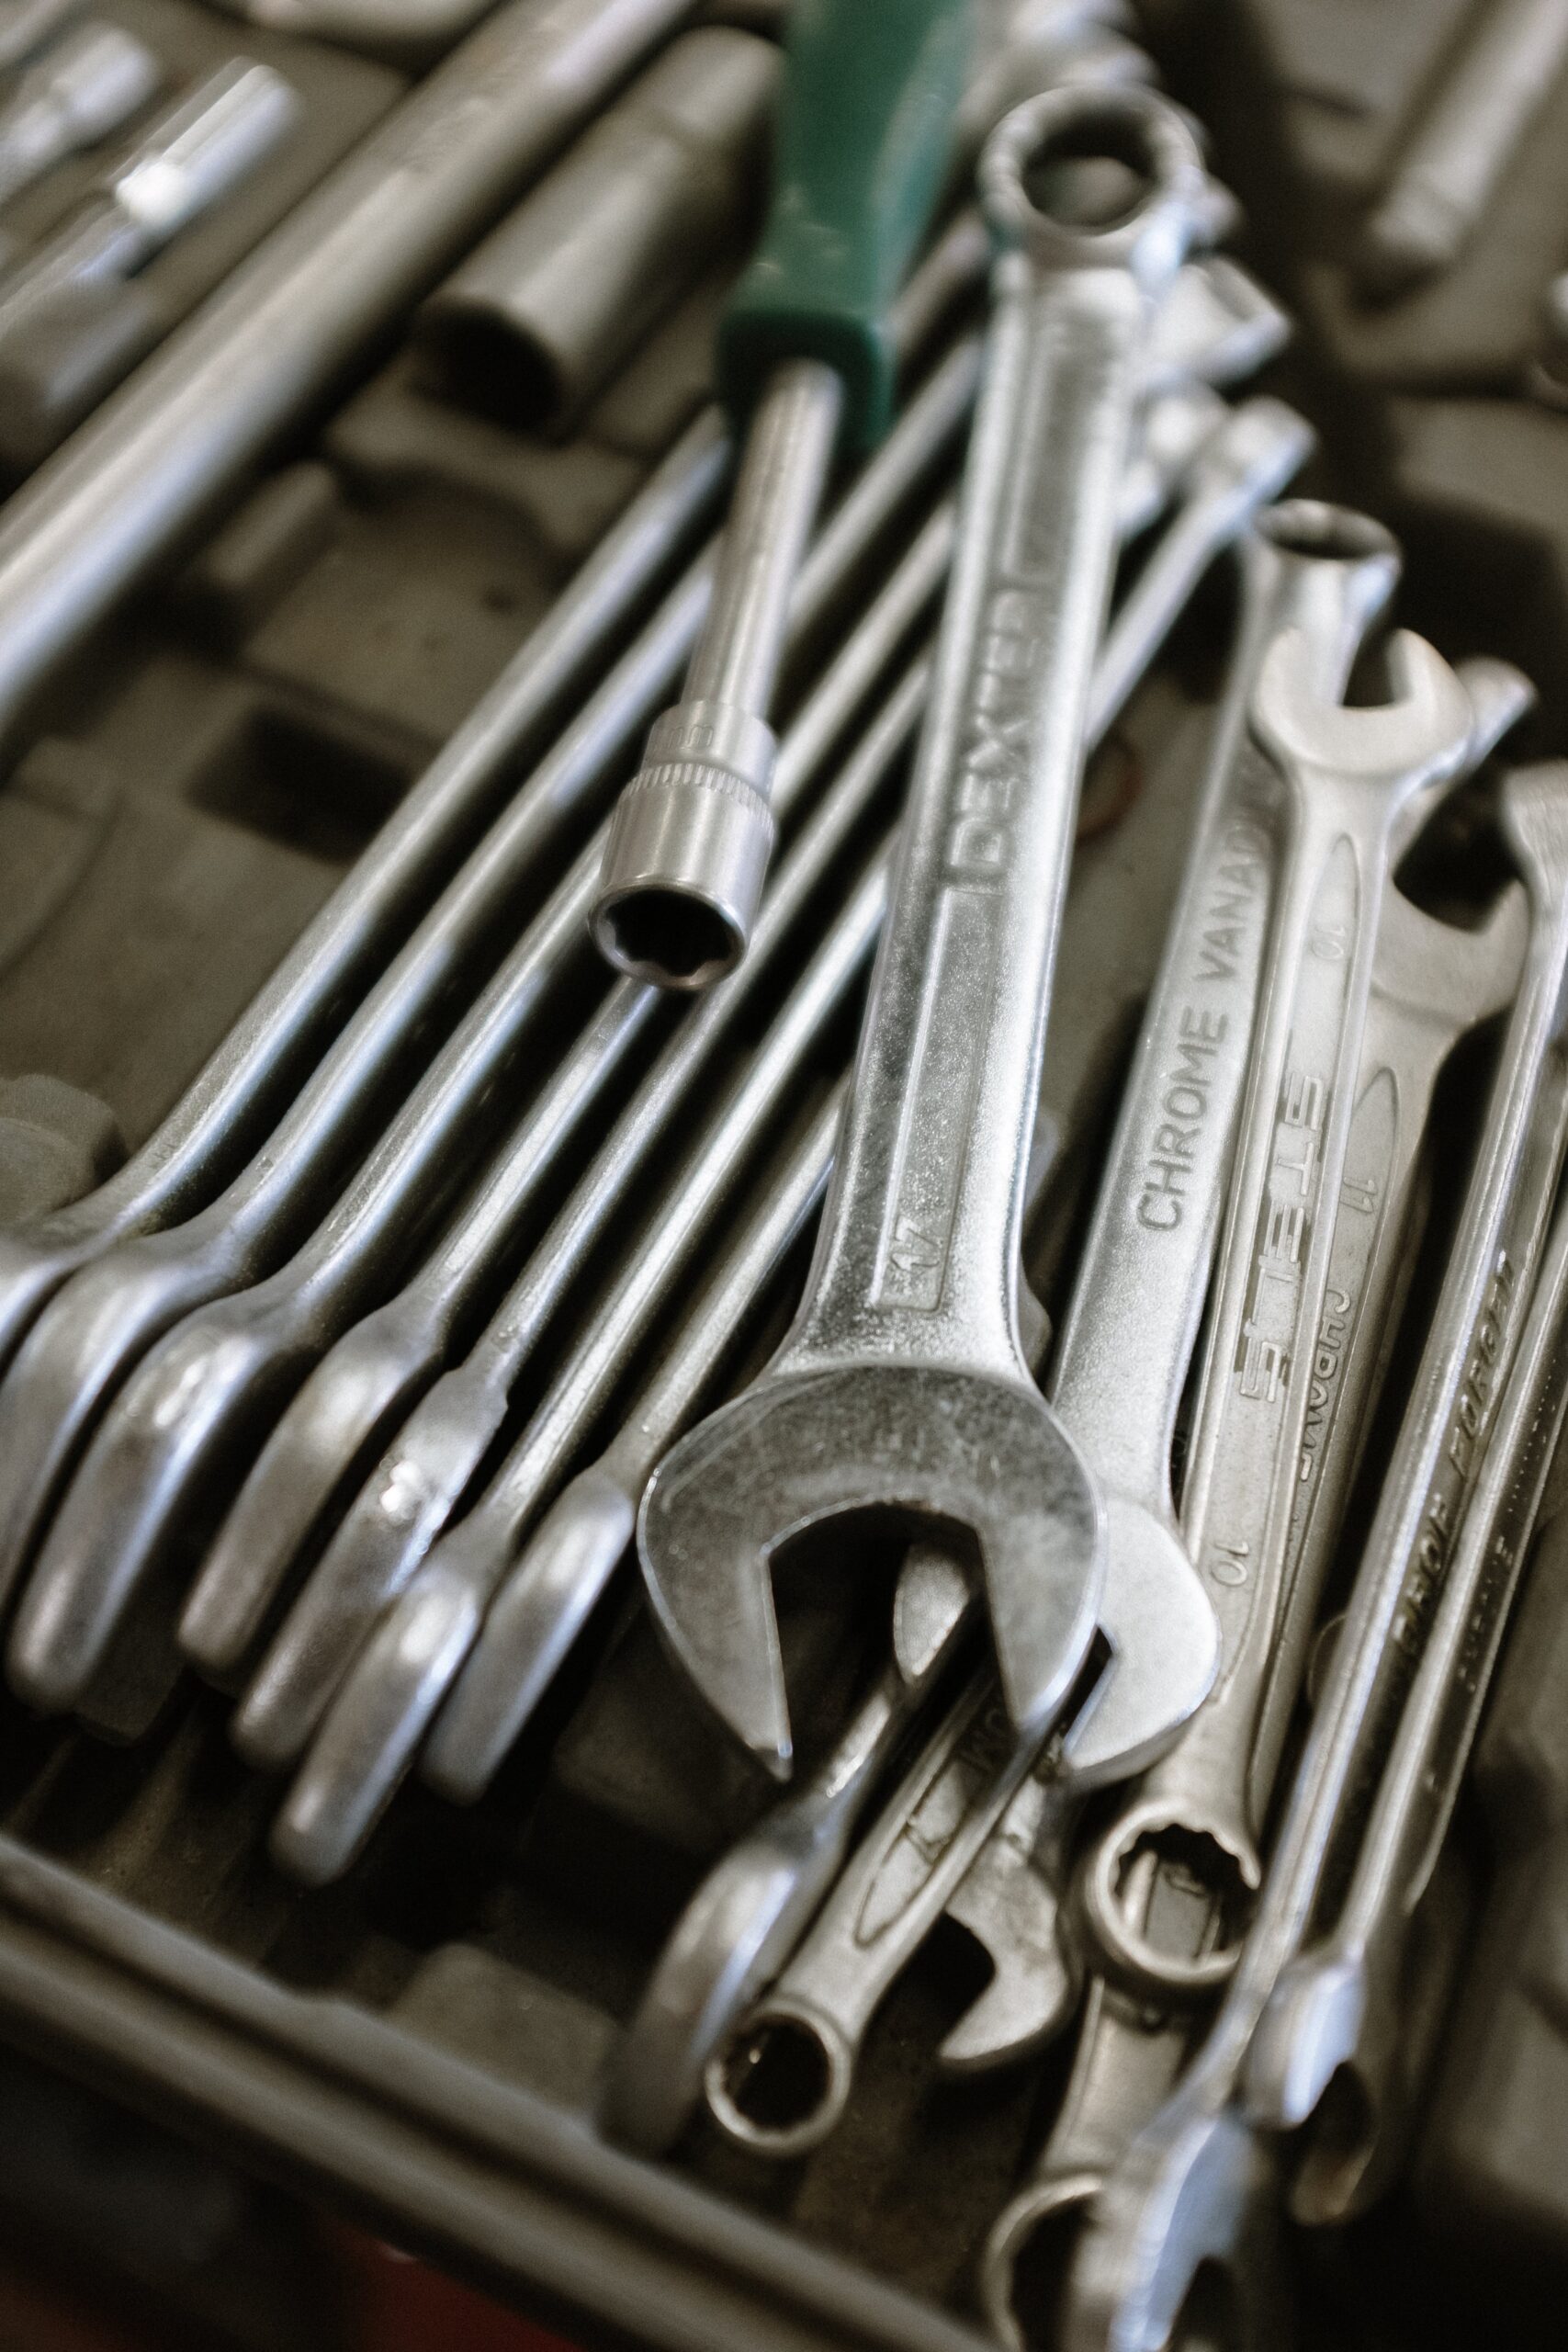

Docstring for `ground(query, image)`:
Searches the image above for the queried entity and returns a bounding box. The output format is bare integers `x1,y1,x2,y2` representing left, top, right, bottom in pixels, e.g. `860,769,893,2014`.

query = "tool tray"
1,3,1567,2347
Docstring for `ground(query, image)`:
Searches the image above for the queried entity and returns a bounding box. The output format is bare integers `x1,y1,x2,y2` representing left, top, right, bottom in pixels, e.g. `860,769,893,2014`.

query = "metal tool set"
1,2,1567,2348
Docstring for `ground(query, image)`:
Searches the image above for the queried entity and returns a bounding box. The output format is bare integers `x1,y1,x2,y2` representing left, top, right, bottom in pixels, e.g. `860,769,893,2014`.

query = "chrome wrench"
977,870,1531,2343
416,395,1314,1814
1247,1180,1568,2224
1070,624,1475,2004
638,86,1208,1775
693,502,1411,2152
1067,758,1568,2352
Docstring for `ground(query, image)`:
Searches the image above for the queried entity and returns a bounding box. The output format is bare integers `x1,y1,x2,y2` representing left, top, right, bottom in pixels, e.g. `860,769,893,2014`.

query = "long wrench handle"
1053,506,1395,1504
779,88,1201,1383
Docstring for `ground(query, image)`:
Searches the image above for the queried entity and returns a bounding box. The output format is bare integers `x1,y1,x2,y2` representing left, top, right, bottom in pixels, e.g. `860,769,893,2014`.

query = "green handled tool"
592,0,972,993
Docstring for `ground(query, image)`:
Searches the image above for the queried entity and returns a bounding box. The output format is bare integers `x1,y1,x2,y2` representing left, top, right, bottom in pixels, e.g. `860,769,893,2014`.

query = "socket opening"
420,310,561,434
596,886,741,990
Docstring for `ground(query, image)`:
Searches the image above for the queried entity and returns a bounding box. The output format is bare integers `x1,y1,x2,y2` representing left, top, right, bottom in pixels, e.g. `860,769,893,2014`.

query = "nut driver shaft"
592,0,971,989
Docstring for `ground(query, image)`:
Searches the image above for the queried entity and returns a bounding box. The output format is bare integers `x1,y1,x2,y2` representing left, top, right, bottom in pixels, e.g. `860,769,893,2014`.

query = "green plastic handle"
718,0,973,452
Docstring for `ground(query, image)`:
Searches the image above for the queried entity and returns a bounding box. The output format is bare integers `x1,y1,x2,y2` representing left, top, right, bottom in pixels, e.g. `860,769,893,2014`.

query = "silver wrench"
1247,1181,1568,2225
976,870,1531,2343
692,502,1408,2153
1075,625,1475,2002
224,373,1279,1779
181,372,1259,1715
0,318,978,1641
22,490,959,1719
637,87,1208,1775
413,395,1314,1815
1066,759,1568,2352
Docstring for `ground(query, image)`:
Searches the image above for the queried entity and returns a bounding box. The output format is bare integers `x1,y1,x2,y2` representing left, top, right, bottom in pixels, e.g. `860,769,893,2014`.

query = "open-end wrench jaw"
1065,2080,1289,2352
639,1363,1105,1776
1251,623,1474,800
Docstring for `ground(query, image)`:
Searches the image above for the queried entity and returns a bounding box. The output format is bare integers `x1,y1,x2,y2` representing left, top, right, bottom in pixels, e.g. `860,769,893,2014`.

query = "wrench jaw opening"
637,1363,1107,1779
1067,1496,1220,1789
420,1461,638,1803
705,1989,855,2162
1064,2089,1286,2352
6,1310,297,1714
1251,627,1474,808
936,1807,1079,2073
180,1297,446,1682
1244,1950,1366,2138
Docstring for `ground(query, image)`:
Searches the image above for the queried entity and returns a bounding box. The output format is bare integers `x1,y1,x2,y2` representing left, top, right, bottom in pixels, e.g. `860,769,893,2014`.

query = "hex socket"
416,26,777,433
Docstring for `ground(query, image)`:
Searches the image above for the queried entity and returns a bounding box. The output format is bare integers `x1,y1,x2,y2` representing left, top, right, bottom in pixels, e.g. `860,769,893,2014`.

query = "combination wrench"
0,311,978,1650
180,375,1275,1719
637,85,1209,1775
1071,622,1477,2003
216,380,1298,1777
1247,1182,1568,2226
1066,758,1568,2352
687,501,1418,2155
414,394,1313,1815
978,862,1531,2346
